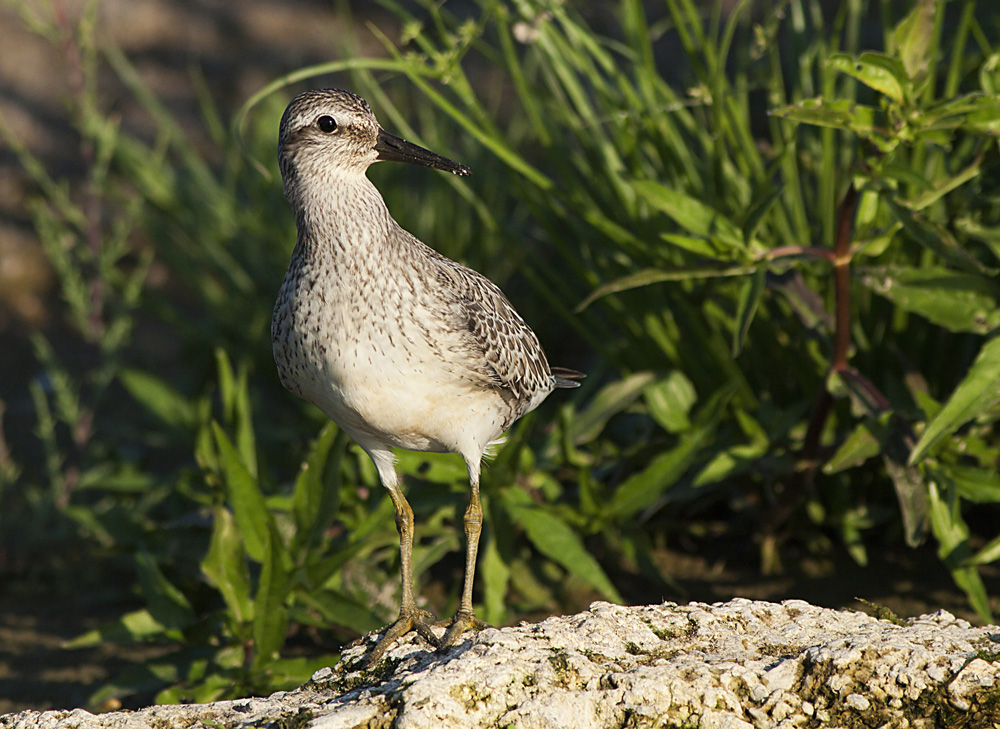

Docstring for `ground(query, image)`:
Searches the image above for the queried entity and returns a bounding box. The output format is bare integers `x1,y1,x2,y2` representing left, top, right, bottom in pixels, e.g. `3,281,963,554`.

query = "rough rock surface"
3,599,999,728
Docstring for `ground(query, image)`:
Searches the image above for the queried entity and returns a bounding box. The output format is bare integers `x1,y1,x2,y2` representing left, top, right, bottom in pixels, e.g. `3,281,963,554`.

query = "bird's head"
277,88,470,202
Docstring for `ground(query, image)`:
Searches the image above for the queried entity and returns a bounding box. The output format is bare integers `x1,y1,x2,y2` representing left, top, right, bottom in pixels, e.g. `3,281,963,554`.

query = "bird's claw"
357,607,438,670
435,610,491,654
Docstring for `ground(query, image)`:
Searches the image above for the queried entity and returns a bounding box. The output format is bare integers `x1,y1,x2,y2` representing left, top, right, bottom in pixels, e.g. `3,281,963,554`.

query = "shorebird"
272,89,582,667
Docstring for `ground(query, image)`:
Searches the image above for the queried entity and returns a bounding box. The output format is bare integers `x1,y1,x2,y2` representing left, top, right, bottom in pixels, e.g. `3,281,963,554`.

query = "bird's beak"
374,129,471,176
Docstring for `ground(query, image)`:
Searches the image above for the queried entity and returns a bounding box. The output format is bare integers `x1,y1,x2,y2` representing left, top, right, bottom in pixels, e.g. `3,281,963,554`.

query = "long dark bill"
374,129,471,177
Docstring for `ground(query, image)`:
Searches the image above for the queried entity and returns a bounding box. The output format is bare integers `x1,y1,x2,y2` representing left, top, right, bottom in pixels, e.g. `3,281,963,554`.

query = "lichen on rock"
3,599,999,729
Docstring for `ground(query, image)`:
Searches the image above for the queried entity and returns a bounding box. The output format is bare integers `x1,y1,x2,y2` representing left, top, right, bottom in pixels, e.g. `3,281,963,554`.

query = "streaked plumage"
272,88,581,667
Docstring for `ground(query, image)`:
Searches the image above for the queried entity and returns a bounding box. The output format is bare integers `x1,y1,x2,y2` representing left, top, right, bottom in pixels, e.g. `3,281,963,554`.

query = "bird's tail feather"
552,367,585,388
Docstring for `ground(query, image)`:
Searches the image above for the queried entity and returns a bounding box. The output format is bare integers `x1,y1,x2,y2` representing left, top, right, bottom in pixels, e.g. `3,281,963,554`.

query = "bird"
271,88,582,668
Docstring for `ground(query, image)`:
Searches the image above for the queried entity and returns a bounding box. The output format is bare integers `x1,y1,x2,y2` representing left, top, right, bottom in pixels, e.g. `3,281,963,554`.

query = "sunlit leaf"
980,52,1000,96
929,464,1000,504
201,505,253,625
829,52,908,103
970,533,1000,567
613,426,712,514
135,550,195,632
823,422,882,474
578,264,756,310
568,371,656,444
291,424,342,554
212,422,271,562
253,521,290,666
771,98,879,135
857,266,1000,334
502,493,621,603
886,199,995,275
892,0,935,83
479,523,511,626
65,609,167,648
119,369,195,428
910,337,1000,464
926,480,993,622
740,183,785,244
632,180,745,254
644,371,697,434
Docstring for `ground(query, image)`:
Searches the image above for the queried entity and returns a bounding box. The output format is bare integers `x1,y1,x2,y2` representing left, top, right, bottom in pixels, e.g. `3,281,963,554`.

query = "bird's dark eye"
317,115,337,133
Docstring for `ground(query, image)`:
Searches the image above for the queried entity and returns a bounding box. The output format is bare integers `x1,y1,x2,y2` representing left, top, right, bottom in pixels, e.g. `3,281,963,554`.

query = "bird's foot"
435,609,491,654
357,607,437,670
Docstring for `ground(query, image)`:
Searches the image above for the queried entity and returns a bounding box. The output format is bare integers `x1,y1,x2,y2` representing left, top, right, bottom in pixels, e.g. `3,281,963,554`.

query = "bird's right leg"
359,453,437,669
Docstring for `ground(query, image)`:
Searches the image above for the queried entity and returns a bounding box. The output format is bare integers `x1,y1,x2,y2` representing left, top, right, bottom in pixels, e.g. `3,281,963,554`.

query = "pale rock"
2,599,999,729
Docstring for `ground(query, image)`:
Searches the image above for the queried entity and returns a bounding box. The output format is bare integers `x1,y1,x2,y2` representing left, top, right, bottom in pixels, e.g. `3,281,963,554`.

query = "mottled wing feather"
427,249,555,409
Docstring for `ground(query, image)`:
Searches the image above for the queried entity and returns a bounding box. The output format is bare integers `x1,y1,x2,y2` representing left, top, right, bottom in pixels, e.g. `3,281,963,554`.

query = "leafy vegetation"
2,0,999,707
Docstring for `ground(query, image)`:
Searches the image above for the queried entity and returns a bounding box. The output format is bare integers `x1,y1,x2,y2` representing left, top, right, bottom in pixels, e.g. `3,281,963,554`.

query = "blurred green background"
1,0,999,712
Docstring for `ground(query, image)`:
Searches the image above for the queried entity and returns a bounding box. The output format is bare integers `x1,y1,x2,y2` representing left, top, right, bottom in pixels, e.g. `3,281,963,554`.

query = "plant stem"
800,185,858,483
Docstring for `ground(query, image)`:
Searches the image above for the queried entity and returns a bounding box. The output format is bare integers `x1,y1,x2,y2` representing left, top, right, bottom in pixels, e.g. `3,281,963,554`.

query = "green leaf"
215,348,238,422
119,369,195,428
643,371,697,434
65,609,167,648
211,349,258,476
964,102,1000,135
829,52,908,104
612,426,711,515
578,264,756,310
926,481,993,622
883,456,928,548
568,372,656,445
253,521,290,667
693,441,766,488
970,533,1000,567
740,183,785,244
892,0,935,84
291,424,342,554
980,53,1000,96
502,492,622,603
479,523,511,626
212,422,271,562
632,180,745,255
910,337,1000,464
732,268,765,356
135,550,195,632
771,98,879,135
658,233,742,260
857,266,1000,335
823,422,883,474
929,464,1000,504
886,199,995,275
905,159,981,213
296,591,383,634
201,505,253,625
302,543,368,593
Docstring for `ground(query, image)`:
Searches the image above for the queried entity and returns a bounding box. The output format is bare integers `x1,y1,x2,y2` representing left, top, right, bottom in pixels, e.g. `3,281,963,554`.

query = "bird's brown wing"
429,254,556,406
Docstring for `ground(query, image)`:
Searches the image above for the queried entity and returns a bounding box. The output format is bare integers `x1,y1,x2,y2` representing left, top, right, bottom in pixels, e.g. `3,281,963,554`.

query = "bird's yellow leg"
438,461,490,651
359,473,437,669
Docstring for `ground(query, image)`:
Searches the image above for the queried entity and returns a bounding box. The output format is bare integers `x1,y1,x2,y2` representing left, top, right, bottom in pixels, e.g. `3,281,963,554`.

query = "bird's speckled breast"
272,243,509,455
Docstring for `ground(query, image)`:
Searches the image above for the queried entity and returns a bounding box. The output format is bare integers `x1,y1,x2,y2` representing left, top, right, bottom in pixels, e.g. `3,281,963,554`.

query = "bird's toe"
435,610,491,653
357,607,439,669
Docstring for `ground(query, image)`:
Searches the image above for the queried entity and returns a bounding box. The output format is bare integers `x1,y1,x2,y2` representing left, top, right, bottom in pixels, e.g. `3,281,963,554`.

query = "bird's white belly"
283,317,505,455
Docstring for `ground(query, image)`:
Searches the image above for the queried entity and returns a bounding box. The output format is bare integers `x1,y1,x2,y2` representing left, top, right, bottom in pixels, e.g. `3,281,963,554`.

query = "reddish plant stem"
831,186,857,371
800,185,858,481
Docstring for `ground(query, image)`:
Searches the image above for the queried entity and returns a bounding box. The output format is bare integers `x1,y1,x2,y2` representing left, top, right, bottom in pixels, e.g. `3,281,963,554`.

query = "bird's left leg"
438,456,490,651
358,450,437,668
